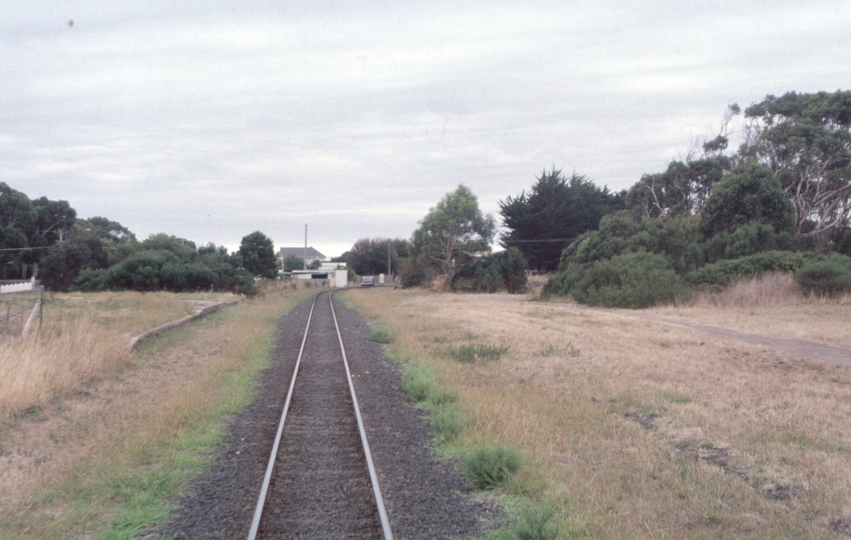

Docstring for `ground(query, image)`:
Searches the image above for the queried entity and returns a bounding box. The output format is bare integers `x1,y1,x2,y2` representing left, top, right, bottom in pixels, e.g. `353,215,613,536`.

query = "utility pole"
303,224,307,270
387,242,392,276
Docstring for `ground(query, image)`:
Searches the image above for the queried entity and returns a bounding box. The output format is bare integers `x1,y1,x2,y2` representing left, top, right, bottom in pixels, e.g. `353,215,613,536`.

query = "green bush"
837,229,851,257
684,250,817,287
462,445,523,490
558,212,704,275
73,267,107,291
571,251,684,308
702,222,803,263
699,163,795,238
450,247,528,294
399,256,432,288
541,262,586,298
495,247,528,294
796,259,851,295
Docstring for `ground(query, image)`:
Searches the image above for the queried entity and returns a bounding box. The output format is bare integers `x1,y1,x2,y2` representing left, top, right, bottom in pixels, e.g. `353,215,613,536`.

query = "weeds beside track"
0,286,311,539
346,286,851,540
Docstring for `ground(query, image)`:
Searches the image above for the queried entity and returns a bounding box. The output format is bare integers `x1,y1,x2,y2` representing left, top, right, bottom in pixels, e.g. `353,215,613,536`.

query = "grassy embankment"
0,284,313,539
345,277,851,540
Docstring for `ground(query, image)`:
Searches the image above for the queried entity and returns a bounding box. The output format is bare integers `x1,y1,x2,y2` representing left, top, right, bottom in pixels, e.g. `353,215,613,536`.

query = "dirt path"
599,307,851,366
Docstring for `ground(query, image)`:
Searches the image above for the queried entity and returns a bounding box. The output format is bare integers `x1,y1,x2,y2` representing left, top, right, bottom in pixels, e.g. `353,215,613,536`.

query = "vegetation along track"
248,291,391,539
148,291,498,540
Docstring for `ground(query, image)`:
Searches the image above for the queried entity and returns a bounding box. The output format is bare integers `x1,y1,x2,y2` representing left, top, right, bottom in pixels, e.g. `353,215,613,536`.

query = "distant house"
279,247,325,267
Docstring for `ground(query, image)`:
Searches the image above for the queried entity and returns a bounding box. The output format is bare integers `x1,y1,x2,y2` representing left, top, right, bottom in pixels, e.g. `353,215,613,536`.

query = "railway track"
247,291,393,539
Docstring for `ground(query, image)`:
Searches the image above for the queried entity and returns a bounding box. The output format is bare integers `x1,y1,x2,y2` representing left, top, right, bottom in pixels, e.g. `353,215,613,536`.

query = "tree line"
359,89,851,301
0,183,278,294
7,89,850,301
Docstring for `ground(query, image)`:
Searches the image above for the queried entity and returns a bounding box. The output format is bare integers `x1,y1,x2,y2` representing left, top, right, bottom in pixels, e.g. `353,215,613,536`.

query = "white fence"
0,281,35,294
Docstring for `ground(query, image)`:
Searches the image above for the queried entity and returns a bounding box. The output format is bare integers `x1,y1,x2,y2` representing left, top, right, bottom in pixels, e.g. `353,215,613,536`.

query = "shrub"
796,259,851,296
541,262,586,298
399,257,432,288
74,267,108,291
837,229,851,257
685,250,817,288
571,251,684,308
515,505,560,540
462,444,523,490
450,247,528,294
41,235,110,292
495,247,528,294
558,212,704,275
699,162,795,238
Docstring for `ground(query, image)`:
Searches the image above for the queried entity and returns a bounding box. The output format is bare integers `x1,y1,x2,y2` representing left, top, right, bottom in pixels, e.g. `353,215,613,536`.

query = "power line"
500,238,577,244
0,246,52,252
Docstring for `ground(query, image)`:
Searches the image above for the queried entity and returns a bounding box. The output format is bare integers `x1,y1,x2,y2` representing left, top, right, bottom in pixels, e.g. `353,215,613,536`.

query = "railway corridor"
255,294,382,538
149,291,496,540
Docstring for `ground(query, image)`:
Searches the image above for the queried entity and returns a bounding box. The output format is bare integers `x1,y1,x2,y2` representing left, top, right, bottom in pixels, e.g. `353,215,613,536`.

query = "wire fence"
0,284,44,339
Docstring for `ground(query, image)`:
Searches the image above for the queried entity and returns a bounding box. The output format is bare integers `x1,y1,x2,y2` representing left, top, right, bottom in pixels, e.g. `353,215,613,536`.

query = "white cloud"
2,1,850,256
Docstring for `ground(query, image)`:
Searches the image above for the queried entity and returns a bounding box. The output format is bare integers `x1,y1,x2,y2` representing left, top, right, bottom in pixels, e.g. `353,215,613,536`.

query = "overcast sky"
3,1,849,257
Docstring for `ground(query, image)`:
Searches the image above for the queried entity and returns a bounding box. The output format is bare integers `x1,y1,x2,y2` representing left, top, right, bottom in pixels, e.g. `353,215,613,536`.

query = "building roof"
279,246,325,259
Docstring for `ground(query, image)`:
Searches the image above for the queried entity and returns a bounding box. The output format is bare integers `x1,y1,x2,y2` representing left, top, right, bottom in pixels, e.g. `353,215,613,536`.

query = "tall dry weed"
690,271,851,309
0,290,248,419
690,272,802,308
0,316,130,417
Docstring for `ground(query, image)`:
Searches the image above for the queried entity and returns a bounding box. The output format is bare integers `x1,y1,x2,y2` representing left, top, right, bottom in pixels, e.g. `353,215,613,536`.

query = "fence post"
39,287,43,331
22,297,41,339
4,303,8,335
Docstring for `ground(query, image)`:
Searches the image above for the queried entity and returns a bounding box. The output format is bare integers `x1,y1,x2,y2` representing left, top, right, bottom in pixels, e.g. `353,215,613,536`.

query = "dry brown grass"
346,286,851,539
662,273,851,348
0,291,237,418
0,286,310,538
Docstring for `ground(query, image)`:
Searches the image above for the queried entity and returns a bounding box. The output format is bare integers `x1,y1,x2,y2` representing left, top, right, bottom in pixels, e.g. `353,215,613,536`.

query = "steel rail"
329,293,394,540
246,294,318,540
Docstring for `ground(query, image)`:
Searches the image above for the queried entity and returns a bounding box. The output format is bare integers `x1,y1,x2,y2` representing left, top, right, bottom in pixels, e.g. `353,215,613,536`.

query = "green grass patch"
400,358,437,403
535,343,580,358
442,343,511,363
462,444,524,490
429,402,465,443
395,354,465,443
477,497,562,540
99,327,276,538
514,504,560,540
366,326,395,344
662,391,693,404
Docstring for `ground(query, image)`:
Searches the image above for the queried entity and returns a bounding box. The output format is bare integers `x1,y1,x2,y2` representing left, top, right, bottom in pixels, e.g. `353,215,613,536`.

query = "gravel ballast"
146,292,502,539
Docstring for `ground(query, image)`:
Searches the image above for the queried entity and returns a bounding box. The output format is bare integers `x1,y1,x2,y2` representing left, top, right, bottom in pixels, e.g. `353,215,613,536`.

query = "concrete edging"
127,300,240,351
